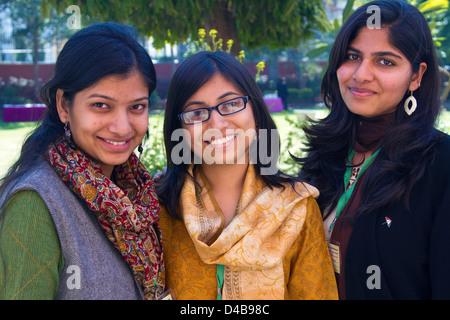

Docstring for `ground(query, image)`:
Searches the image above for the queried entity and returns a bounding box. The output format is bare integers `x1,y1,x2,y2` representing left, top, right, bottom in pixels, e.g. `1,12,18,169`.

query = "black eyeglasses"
178,96,249,125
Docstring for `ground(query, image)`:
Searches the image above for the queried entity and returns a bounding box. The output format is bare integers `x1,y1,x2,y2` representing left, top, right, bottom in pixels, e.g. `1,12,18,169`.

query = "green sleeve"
0,190,64,300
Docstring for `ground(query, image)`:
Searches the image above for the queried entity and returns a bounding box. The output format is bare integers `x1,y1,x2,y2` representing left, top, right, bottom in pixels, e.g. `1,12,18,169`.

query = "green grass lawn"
1,109,449,178
0,121,38,178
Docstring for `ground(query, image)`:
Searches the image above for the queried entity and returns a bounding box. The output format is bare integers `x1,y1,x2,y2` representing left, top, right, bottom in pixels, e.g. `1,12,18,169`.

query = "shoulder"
264,180,321,222
430,132,450,173
1,159,69,209
3,160,63,196
1,160,86,229
435,132,450,156
21,160,63,185
158,204,185,241
278,180,320,200
3,189,50,223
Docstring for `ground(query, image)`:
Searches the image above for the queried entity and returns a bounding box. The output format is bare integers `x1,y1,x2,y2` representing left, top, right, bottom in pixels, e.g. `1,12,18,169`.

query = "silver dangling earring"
64,122,71,140
404,91,417,116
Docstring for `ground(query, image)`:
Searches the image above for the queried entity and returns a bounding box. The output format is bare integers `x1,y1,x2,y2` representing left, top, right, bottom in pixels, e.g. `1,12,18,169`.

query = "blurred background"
0,0,449,176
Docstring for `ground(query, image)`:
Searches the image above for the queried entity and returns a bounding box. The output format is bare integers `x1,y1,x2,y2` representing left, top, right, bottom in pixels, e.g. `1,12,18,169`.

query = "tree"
306,0,355,62
1,0,45,91
43,0,327,56
1,0,76,94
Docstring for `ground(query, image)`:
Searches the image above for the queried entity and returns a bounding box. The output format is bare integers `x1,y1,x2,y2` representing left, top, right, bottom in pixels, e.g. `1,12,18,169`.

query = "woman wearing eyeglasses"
156,51,337,300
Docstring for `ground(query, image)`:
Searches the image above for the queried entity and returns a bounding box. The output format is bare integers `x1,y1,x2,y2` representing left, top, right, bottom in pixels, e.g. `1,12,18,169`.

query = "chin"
347,107,376,118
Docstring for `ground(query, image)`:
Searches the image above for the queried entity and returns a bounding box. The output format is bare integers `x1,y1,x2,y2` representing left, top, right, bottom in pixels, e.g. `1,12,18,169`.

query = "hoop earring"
404,91,417,116
64,122,71,140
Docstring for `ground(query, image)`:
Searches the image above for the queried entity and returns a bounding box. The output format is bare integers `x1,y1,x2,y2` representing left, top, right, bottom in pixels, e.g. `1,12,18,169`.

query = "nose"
353,60,374,83
109,110,132,136
206,109,229,130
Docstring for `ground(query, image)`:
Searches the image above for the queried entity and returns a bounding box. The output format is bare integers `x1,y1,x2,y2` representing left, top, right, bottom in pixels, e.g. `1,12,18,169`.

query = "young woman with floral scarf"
0,23,164,300
156,51,338,300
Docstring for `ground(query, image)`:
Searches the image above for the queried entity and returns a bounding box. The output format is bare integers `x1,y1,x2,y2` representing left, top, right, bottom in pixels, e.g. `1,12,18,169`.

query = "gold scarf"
179,164,319,299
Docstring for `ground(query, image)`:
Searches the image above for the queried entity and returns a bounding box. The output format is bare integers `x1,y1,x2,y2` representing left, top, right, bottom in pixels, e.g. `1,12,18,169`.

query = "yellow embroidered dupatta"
179,164,319,300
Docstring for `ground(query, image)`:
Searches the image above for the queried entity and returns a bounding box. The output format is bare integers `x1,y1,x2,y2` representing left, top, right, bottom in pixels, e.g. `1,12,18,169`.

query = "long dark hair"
297,0,443,218
156,51,297,219
0,22,156,196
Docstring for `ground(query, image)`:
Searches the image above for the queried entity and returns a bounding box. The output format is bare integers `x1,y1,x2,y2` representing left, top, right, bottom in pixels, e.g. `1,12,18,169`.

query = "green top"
0,190,64,300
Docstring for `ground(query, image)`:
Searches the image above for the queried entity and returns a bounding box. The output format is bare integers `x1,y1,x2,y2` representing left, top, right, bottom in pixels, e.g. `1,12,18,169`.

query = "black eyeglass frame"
178,96,249,125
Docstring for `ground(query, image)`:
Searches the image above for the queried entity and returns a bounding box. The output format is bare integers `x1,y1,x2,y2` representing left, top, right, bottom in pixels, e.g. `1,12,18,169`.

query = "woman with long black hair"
297,0,450,299
156,51,337,300
0,22,164,300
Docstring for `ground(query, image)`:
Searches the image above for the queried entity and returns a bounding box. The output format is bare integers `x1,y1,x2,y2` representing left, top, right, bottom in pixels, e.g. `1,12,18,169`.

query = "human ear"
409,62,427,92
56,89,70,123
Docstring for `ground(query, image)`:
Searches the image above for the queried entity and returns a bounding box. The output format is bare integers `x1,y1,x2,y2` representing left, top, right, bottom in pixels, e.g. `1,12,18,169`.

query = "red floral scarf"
46,139,164,300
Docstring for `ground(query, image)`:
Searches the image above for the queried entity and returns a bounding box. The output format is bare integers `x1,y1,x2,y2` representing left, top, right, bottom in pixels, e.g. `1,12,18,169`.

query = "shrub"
140,113,166,176
298,88,313,103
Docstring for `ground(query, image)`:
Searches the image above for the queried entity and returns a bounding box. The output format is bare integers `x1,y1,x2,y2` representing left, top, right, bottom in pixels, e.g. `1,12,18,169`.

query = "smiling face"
337,27,426,118
56,70,149,178
180,73,256,166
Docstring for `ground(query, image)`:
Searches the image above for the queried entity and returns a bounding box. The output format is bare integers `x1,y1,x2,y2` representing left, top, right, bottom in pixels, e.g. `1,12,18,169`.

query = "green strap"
217,264,225,300
216,199,241,300
329,147,382,231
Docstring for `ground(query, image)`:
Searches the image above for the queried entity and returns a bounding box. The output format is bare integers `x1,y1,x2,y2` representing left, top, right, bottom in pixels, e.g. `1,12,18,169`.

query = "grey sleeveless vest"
1,161,144,299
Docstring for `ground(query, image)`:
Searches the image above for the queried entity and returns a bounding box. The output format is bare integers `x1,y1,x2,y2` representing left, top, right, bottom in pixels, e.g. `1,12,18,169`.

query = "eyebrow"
87,94,149,103
183,91,242,110
348,46,403,60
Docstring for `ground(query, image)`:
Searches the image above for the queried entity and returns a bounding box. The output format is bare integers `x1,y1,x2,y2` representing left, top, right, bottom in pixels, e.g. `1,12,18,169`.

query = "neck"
354,112,395,153
200,163,248,225
201,163,248,193
102,166,114,179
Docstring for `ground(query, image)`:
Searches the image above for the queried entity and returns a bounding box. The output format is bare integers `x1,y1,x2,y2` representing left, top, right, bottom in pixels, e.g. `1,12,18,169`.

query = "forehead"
81,71,148,94
187,74,243,101
349,27,404,57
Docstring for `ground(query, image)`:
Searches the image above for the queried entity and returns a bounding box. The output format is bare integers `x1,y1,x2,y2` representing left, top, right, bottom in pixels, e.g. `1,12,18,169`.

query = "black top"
345,133,450,299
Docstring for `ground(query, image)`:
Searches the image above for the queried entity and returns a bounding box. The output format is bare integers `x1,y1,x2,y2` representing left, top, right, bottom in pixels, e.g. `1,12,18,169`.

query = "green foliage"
0,85,31,105
43,0,326,50
306,0,355,60
436,109,450,134
140,112,166,176
233,0,327,49
277,114,308,175
299,88,313,103
287,88,315,105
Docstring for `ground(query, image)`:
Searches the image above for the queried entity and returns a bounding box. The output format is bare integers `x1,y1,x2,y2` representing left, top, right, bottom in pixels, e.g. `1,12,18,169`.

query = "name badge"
328,240,341,275
157,288,176,300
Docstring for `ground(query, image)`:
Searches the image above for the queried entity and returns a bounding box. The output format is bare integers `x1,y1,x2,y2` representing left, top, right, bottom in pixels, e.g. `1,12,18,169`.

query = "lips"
99,137,132,150
104,139,127,146
349,87,377,97
209,134,235,146
202,133,238,150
